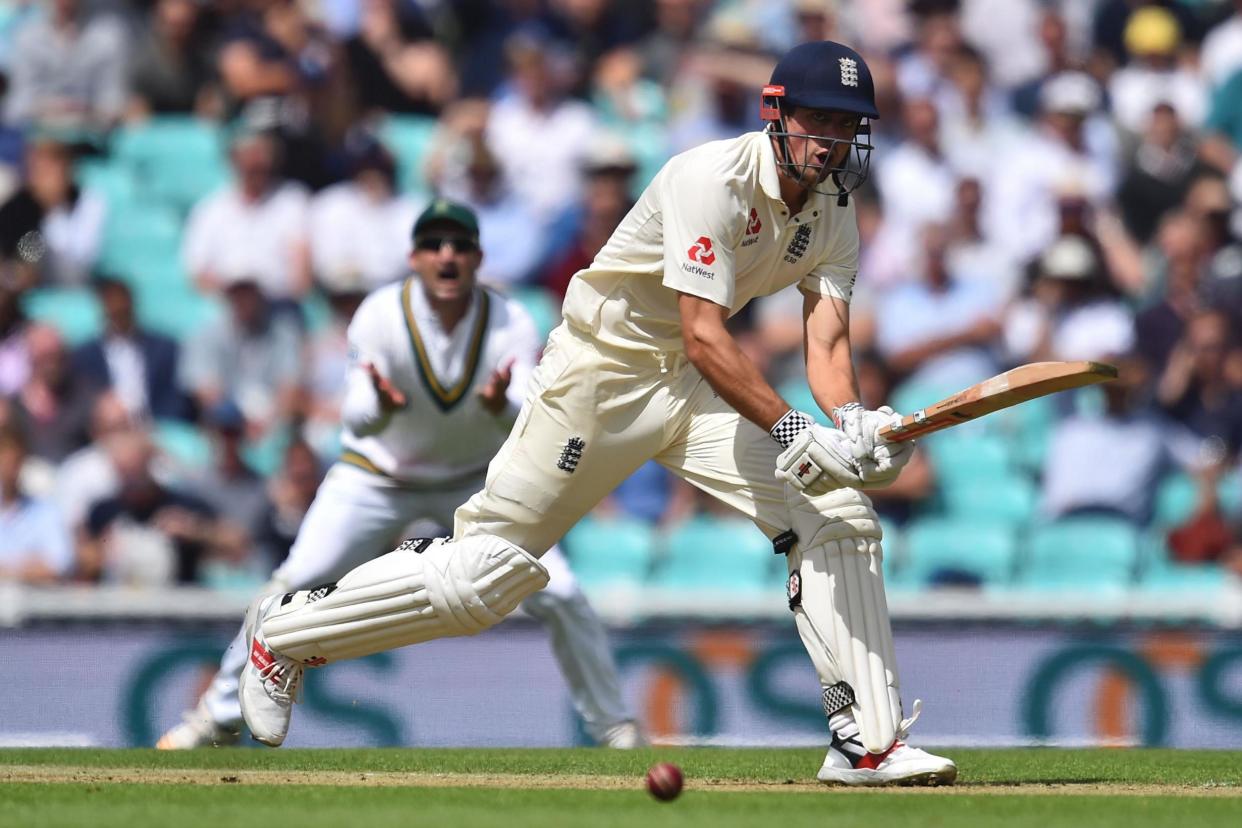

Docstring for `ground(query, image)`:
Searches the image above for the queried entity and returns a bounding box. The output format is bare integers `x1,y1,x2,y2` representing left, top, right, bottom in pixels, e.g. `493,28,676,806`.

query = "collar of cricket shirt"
400,279,491,412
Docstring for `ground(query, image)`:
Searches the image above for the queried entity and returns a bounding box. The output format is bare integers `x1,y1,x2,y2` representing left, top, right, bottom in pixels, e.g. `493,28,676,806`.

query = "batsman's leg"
661,371,954,785
521,544,644,748
158,465,410,748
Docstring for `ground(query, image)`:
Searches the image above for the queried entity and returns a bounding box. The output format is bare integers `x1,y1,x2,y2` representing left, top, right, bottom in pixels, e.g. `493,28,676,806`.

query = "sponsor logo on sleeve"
683,235,717,279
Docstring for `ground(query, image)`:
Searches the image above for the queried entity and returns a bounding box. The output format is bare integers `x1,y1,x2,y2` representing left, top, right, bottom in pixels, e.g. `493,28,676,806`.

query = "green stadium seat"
153,419,212,471
1153,472,1198,528
651,516,773,591
941,474,1038,526
922,432,1013,485
135,287,224,339
563,516,657,589
99,203,183,275
21,288,103,345
904,517,1018,586
1019,517,1140,590
242,426,291,477
380,115,438,195
511,286,561,342
111,117,229,210
1139,562,1230,593
76,159,139,209
775,379,832,425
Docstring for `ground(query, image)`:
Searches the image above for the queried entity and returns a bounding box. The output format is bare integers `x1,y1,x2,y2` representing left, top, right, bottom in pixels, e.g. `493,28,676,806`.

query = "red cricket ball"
645,762,684,802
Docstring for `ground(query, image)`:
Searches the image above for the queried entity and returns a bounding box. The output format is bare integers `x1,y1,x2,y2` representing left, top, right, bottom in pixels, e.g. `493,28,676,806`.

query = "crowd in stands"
1,0,1241,595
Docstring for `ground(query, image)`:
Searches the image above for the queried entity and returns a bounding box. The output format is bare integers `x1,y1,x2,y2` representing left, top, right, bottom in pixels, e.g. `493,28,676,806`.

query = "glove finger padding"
776,425,865,494
836,405,903,462
859,436,915,487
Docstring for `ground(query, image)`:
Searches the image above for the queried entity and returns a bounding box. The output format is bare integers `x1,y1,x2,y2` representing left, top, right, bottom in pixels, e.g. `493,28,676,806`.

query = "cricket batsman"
159,201,643,750
236,41,957,786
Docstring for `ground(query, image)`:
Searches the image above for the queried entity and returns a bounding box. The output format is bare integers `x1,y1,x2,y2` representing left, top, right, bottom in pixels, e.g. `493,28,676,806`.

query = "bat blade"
878,361,1118,443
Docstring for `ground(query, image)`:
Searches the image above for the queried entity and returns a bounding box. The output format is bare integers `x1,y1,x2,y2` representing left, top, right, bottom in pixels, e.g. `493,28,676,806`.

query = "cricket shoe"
597,721,648,749
239,594,305,747
816,700,957,787
155,699,240,749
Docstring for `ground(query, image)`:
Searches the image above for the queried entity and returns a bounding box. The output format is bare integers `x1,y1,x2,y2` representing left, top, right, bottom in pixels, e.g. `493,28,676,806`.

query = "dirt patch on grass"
1,766,1238,797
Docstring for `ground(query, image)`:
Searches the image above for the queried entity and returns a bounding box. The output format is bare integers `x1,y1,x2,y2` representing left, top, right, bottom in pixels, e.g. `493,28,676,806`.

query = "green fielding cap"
412,199,480,240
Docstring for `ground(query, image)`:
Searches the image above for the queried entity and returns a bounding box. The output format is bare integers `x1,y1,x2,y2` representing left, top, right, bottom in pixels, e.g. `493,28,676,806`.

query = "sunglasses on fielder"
414,235,479,253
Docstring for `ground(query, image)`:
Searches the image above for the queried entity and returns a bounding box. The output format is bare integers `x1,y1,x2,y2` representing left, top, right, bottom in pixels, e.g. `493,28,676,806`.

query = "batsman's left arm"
802,288,860,421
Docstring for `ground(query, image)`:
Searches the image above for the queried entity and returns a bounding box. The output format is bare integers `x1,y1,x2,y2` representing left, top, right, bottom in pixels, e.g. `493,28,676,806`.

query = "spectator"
72,276,192,422
214,1,341,187
1200,65,1242,175
637,0,705,88
1041,356,1169,525
944,177,1022,302
938,44,1017,180
51,391,131,533
1116,103,1206,244
873,223,1003,391
543,135,638,298
1135,210,1211,369
985,71,1118,263
182,127,311,303
343,0,457,117
1011,7,1081,119
1003,235,1135,365
2,0,128,134
302,273,365,460
0,425,74,584
486,28,598,221
870,97,956,288
1154,309,1242,465
126,0,219,119
308,132,420,293
1166,458,1242,575
178,400,269,570
1107,6,1206,135
0,283,31,396
0,137,106,287
255,436,323,569
179,277,304,438
894,0,963,101
12,324,96,463
1200,0,1242,91
79,429,219,585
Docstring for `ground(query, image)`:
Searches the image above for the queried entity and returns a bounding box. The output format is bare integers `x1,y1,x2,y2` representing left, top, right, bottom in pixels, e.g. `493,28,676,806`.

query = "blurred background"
1,0,1241,750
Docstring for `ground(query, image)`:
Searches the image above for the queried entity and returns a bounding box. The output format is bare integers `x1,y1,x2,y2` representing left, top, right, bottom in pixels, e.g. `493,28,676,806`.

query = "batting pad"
261,536,549,664
790,536,903,754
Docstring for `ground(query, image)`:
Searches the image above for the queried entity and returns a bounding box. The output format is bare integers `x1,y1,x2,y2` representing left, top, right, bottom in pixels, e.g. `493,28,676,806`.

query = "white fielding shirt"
561,131,860,354
338,279,539,485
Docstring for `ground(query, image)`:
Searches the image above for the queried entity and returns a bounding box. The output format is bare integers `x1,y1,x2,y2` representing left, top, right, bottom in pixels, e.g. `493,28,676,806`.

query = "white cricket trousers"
203,463,631,741
455,322,825,552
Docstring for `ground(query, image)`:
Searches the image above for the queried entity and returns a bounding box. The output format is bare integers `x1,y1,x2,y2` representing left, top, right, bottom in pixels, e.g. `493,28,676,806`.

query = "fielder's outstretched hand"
477,357,515,415
365,363,407,411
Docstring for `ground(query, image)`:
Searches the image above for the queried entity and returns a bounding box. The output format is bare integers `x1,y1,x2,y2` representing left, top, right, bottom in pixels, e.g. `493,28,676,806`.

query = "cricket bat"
878,361,1118,443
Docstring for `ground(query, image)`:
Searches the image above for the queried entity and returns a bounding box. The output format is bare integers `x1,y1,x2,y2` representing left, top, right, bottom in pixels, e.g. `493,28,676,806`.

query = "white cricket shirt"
338,279,539,485
561,131,860,354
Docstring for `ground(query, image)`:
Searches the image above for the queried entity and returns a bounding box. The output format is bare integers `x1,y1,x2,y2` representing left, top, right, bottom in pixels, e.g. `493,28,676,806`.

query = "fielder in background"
238,41,956,786
158,200,643,750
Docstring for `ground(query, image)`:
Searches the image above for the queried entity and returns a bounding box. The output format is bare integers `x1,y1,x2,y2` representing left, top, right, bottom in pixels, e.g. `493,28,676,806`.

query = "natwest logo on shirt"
687,235,716,265
746,208,762,235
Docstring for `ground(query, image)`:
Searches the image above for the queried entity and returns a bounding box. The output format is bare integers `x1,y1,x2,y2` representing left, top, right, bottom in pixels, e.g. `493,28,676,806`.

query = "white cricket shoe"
597,721,648,749
817,742,957,786
238,595,304,747
155,699,240,749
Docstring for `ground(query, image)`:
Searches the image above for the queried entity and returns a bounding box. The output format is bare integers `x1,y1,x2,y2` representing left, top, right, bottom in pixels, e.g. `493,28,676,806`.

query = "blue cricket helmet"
764,40,879,120
760,41,879,203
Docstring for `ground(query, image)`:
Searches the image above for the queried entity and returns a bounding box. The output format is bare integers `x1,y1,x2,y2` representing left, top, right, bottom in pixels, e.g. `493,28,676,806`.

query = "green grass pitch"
2,747,1239,828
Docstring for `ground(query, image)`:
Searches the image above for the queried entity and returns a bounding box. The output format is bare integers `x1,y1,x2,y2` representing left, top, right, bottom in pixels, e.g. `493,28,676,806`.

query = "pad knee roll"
261,536,549,664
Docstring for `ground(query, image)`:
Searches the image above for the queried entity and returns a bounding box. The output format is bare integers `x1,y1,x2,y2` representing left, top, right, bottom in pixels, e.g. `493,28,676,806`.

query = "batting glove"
771,410,864,495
